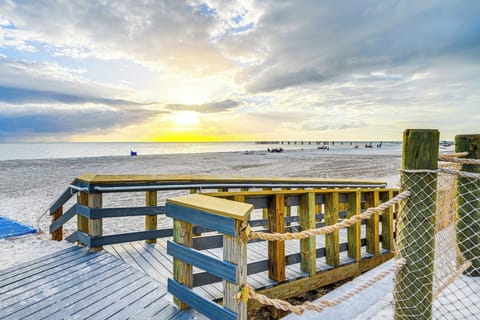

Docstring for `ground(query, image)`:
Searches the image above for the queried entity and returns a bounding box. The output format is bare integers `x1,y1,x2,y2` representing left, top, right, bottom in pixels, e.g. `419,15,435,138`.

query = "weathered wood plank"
146,191,158,243
77,192,89,240
268,194,286,282
224,219,248,320
365,191,380,256
51,207,63,241
173,219,193,310
168,279,237,320
380,190,394,251
167,194,252,222
299,192,316,275
325,192,340,267
395,129,439,319
87,193,103,252
347,191,362,261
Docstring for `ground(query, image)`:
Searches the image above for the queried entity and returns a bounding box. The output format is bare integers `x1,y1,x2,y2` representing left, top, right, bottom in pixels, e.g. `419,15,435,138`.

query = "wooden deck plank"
0,249,107,294
21,268,138,320
0,246,82,281
0,253,120,304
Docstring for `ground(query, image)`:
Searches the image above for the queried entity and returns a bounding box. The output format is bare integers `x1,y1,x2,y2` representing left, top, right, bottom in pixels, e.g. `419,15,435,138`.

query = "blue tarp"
0,216,36,239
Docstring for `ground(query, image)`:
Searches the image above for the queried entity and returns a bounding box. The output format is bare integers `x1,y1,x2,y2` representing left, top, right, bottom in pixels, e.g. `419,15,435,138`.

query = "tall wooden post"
381,190,395,251
366,191,380,256
173,219,193,309
455,134,480,276
88,193,102,252
77,191,89,243
299,192,316,275
51,207,63,241
146,191,157,244
223,220,248,320
325,192,340,267
268,194,286,282
395,129,439,320
347,191,361,262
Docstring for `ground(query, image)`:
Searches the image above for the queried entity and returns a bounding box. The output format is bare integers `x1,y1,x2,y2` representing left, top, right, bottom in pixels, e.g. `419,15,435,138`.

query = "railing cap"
167,194,253,222
76,173,385,186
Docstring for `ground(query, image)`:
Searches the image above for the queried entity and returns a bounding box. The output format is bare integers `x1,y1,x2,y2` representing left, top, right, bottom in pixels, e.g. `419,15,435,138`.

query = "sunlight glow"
173,111,200,127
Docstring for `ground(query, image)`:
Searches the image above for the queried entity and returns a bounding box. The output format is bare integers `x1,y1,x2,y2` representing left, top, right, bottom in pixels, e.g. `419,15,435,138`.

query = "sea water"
0,141,402,161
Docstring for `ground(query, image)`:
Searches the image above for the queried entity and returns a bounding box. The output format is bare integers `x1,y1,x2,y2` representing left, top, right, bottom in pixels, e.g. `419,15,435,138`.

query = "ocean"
0,141,402,161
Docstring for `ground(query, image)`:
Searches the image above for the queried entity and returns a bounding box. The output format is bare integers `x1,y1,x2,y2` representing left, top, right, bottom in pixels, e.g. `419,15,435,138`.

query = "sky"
0,0,479,142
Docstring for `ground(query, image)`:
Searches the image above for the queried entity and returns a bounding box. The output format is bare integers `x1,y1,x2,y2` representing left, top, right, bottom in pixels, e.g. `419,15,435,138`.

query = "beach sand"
0,149,401,286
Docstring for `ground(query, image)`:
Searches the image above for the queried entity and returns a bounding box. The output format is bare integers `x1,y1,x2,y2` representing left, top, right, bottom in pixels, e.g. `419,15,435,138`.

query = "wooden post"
299,192,316,275
223,220,247,320
455,134,480,276
347,191,361,262
366,191,380,256
268,194,286,282
395,129,439,320
325,192,340,267
173,219,193,309
77,191,89,242
146,191,157,244
88,193,102,252
381,190,394,251
263,188,272,228
51,207,63,241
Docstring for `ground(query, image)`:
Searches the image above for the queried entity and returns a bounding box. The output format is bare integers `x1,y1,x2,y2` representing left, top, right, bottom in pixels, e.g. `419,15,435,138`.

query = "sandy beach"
0,149,401,270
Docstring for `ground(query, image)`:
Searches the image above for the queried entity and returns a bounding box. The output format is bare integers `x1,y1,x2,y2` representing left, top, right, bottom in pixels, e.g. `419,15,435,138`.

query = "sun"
173,111,200,127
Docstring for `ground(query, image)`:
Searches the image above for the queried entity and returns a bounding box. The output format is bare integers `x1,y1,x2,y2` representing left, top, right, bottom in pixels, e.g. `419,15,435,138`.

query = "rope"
249,191,410,241
438,152,468,160
251,191,409,240
242,258,406,315
432,260,472,299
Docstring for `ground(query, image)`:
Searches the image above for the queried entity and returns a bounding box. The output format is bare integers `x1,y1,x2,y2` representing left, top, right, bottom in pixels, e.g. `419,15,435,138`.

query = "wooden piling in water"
395,129,439,319
455,134,480,276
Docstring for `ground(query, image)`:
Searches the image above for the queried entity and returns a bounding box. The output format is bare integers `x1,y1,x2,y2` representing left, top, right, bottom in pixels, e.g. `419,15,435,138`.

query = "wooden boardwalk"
0,246,206,320
105,227,379,302
0,226,382,320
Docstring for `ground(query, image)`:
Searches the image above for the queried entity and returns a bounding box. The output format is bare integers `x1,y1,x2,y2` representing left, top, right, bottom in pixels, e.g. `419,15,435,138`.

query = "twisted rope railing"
439,152,480,165
238,258,407,315
248,191,411,241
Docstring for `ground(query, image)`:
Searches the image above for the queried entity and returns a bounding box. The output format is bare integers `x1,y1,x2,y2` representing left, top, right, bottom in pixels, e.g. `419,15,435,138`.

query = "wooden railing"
166,194,252,320
47,174,387,248
164,189,399,319
46,174,396,319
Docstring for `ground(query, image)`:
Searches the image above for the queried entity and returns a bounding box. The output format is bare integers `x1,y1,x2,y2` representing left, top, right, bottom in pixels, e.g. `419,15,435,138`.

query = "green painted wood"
455,134,480,276
395,129,439,320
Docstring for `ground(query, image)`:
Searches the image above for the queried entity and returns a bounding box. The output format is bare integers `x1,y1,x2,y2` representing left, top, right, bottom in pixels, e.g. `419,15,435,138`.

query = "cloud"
166,99,240,113
0,103,164,139
235,1,480,93
0,86,142,106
